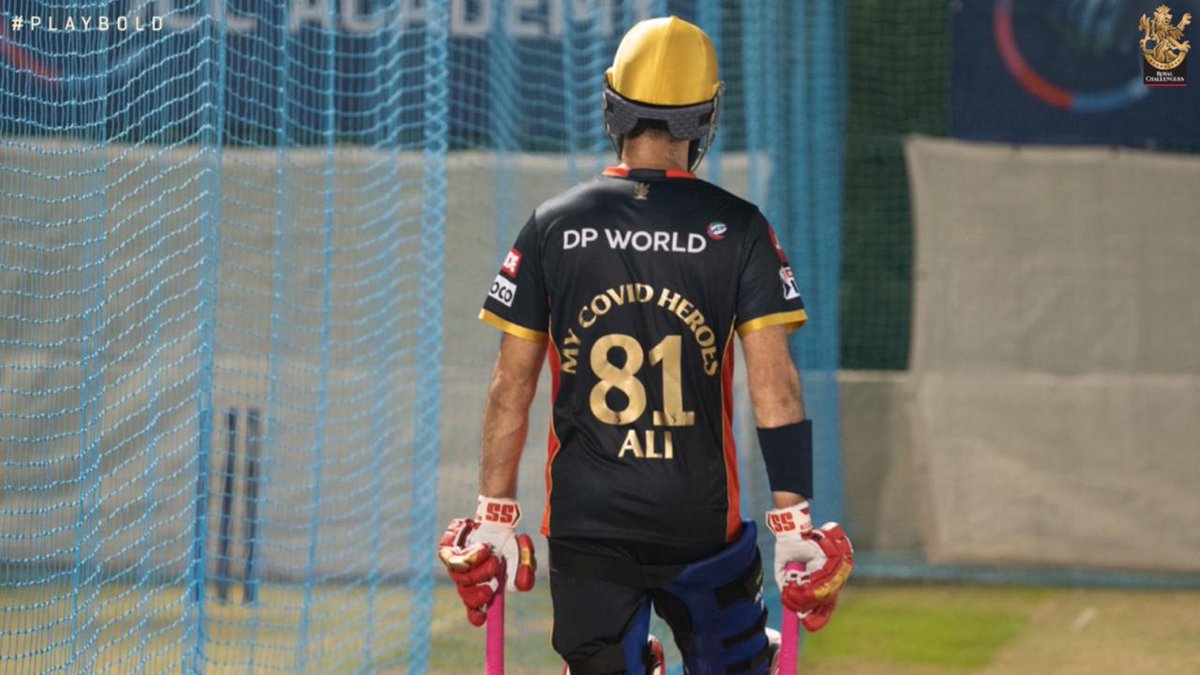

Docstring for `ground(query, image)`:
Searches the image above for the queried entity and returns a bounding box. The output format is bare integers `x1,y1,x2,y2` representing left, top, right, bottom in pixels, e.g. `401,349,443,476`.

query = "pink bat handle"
486,575,506,675
778,561,805,674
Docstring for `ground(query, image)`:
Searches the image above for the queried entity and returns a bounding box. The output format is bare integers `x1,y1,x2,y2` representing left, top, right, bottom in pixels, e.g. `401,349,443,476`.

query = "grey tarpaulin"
905,137,1200,573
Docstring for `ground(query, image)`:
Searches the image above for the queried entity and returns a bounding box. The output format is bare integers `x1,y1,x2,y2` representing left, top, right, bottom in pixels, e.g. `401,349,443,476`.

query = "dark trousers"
549,534,770,675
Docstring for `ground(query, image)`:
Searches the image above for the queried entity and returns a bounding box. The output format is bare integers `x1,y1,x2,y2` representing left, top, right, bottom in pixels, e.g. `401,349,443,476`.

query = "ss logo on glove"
484,501,520,525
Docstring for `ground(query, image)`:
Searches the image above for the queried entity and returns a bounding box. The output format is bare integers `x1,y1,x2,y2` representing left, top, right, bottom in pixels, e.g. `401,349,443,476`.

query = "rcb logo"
1139,5,1191,86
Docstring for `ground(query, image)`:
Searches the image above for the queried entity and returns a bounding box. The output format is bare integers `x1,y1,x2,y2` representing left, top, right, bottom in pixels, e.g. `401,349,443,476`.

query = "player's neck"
618,137,690,172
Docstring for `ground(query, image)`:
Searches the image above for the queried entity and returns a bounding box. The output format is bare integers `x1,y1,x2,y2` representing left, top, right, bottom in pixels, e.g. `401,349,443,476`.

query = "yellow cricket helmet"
602,16,723,170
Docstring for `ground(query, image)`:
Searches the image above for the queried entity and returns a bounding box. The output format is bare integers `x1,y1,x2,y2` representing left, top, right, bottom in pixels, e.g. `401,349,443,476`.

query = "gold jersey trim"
478,309,548,342
736,309,808,338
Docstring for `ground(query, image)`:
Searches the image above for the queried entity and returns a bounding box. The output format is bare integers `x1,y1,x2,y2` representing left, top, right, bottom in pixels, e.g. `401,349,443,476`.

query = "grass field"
3,581,1198,673
431,582,1200,674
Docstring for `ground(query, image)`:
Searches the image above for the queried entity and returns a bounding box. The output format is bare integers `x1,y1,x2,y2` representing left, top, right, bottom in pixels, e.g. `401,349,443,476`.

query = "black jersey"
479,167,806,548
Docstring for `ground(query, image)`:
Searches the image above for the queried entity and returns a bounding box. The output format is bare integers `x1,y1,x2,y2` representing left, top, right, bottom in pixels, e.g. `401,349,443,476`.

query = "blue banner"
952,0,1200,149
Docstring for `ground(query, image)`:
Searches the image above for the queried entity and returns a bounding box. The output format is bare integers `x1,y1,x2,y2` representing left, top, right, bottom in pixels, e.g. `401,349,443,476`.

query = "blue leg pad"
621,599,653,675
660,522,770,675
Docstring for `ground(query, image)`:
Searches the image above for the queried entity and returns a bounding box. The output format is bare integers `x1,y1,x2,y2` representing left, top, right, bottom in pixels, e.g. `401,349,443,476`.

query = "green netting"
841,0,949,369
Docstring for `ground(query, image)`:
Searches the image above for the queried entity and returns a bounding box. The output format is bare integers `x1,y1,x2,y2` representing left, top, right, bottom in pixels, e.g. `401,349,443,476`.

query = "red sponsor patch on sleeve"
501,248,522,278
766,225,788,264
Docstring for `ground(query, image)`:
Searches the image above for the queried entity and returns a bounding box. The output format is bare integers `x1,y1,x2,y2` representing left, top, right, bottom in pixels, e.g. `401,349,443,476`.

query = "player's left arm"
743,324,854,631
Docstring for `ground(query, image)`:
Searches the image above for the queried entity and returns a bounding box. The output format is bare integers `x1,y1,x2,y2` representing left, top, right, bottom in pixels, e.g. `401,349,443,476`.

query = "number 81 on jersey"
589,333,694,460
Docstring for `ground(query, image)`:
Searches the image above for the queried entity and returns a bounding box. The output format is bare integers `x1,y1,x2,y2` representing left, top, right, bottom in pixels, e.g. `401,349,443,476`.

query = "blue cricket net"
1,0,445,671
1,1,843,672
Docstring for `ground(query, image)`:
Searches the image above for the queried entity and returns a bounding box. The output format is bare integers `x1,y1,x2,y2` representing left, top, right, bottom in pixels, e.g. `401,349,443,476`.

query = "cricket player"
439,16,853,674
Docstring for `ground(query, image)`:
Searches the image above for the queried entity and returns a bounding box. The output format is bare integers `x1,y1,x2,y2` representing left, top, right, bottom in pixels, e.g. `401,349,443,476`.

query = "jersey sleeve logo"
766,225,789,264
501,248,522,278
489,274,517,307
779,266,801,300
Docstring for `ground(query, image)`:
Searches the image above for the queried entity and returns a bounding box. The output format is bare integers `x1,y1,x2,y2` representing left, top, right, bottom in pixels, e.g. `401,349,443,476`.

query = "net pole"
66,5,104,660
563,0,591,183
806,0,846,524
784,0,813,526
762,0,785,229
293,1,340,668
740,0,765,208
409,1,450,671
357,23,389,667
563,5,579,184
362,9,412,665
69,77,109,675
90,3,119,668
491,0,519,253
785,0,812,282
186,3,228,670
250,2,295,669
586,3,608,174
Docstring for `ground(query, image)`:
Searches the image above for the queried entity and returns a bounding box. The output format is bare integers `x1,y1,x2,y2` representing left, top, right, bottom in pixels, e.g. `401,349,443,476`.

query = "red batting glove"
468,496,537,593
766,502,854,632
438,518,501,626
437,497,536,627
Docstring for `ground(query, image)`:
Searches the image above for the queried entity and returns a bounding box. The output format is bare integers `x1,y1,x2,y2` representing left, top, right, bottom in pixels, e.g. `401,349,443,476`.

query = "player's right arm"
735,215,853,631
442,333,543,624
741,324,807,508
439,338,542,626
439,217,547,625
479,334,546,498
743,327,853,633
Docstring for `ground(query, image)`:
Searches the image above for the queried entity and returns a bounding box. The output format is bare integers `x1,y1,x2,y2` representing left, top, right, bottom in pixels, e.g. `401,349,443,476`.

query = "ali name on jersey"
563,227,708,253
